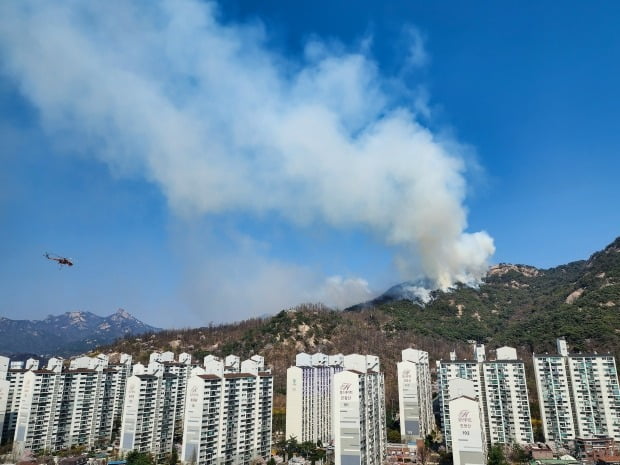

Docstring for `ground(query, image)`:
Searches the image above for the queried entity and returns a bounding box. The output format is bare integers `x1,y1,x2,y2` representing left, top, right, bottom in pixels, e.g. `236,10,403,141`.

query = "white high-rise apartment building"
448,379,486,465
0,357,9,373
66,368,104,448
64,355,117,448
0,379,8,445
437,348,484,450
120,362,179,460
12,354,131,453
0,356,12,445
103,353,133,441
533,353,574,445
332,354,387,465
438,344,533,449
69,354,132,439
534,338,620,447
13,366,61,452
155,352,194,439
482,347,533,445
567,355,620,439
286,352,344,444
0,357,40,444
181,354,273,465
397,348,434,443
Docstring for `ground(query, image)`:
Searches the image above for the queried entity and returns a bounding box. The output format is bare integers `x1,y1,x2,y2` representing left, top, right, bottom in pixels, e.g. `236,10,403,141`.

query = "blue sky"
1,1,619,328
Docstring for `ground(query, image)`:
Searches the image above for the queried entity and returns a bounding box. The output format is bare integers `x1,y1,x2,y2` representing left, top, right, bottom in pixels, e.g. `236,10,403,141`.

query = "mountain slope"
0,309,160,357
96,236,620,414
364,236,620,355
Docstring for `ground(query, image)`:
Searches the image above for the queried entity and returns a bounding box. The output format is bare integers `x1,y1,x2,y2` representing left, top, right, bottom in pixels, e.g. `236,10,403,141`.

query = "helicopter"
44,253,74,268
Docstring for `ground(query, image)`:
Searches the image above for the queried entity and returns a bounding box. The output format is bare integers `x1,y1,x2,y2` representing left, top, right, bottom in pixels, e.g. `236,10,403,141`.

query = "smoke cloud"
0,1,494,313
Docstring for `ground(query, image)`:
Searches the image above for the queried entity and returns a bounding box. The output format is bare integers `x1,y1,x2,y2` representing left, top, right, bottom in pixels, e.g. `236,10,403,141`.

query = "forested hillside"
98,236,620,416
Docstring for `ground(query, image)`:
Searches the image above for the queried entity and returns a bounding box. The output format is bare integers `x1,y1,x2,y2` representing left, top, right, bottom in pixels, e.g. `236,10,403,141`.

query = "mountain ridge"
0,309,160,357
97,236,620,412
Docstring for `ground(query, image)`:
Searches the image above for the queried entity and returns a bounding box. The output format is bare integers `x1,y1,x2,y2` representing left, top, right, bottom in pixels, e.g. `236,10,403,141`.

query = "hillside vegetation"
375,237,620,356
98,236,620,414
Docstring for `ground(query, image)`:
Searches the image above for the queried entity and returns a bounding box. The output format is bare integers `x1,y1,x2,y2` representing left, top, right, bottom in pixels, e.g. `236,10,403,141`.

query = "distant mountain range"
0,309,160,357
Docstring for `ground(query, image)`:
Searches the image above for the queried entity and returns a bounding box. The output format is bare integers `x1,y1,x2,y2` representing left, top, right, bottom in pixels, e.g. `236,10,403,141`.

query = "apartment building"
13,367,60,452
181,354,273,465
0,357,39,444
0,353,134,450
397,348,434,443
568,354,620,440
437,347,485,449
159,352,194,439
437,344,533,449
332,354,387,465
119,363,179,460
11,354,132,453
482,347,534,445
102,353,133,442
286,352,345,444
448,378,486,465
534,338,620,447
0,379,8,444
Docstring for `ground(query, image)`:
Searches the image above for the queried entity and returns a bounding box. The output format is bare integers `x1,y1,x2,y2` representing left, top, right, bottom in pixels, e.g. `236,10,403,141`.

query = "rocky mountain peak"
0,310,160,357
67,311,87,323
487,263,542,278
112,308,132,319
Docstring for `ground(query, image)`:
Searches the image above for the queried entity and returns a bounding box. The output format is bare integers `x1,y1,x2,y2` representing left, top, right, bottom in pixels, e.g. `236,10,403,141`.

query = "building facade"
2,349,273,462
12,354,132,453
157,352,194,440
119,365,179,460
13,368,60,452
534,338,620,447
332,354,387,465
286,352,344,444
437,349,485,449
481,347,534,445
181,355,273,465
397,348,434,443
0,357,41,445
438,344,533,449
1,368,27,444
448,379,486,465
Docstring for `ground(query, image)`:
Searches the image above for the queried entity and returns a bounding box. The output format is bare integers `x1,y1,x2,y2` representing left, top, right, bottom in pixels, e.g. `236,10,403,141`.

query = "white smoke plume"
0,1,494,308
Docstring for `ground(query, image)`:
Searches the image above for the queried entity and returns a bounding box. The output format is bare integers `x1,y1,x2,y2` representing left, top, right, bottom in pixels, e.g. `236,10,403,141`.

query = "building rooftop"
530,459,580,465
482,360,524,364
224,372,256,379
597,457,620,465
439,359,480,364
